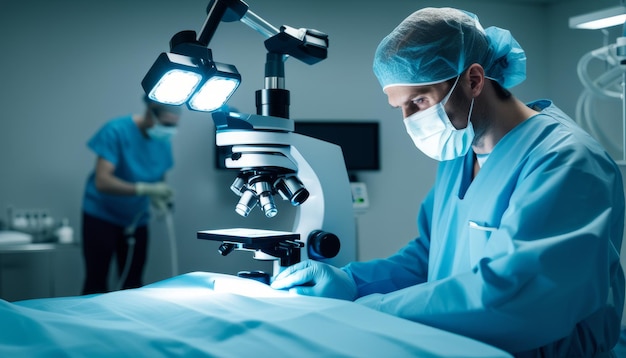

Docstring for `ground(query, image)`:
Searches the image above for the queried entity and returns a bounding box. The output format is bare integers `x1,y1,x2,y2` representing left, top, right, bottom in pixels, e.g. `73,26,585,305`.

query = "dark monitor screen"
215,121,380,172
294,121,380,171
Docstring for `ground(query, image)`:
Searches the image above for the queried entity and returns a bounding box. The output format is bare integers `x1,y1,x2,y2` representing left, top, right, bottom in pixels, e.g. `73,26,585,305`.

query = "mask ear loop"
441,75,461,106
445,74,476,131
467,97,475,127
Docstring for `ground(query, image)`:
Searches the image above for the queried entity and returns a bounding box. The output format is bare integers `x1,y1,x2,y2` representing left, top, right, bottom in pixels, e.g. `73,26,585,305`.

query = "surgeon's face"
155,111,181,127
385,81,453,119
149,106,181,128
385,78,469,130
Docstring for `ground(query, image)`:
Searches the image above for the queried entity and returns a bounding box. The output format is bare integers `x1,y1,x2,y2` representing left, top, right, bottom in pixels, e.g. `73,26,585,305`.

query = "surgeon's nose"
402,107,416,119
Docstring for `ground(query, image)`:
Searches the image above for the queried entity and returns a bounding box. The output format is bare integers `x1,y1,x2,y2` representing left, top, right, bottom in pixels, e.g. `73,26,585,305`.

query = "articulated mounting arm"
199,0,330,117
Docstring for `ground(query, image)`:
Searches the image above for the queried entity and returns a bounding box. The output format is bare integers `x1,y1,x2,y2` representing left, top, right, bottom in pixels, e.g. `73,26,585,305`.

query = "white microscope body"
198,111,356,277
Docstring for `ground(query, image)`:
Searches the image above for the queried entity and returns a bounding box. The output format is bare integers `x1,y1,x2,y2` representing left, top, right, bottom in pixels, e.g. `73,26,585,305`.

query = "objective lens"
230,176,246,196
275,176,309,206
258,193,277,218
235,190,258,217
253,181,277,218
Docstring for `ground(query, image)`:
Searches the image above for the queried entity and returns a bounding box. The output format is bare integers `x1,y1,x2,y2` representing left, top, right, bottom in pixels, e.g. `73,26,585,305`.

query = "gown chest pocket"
468,221,497,268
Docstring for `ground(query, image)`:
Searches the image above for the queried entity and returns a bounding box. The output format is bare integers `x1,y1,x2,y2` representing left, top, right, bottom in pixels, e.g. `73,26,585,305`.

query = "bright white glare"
576,15,626,30
150,69,202,105
145,287,215,301
213,276,291,298
188,77,239,112
136,273,293,301
569,6,626,30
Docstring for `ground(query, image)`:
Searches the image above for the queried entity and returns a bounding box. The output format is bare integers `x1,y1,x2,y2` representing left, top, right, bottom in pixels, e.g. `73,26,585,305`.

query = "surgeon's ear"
467,63,485,96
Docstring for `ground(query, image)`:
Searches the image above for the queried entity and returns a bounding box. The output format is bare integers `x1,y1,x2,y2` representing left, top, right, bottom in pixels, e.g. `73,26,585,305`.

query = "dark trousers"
81,212,148,295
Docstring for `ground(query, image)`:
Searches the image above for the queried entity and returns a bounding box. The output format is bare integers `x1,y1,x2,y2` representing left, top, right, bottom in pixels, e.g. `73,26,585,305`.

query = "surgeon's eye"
412,96,429,108
412,97,425,105
158,120,177,128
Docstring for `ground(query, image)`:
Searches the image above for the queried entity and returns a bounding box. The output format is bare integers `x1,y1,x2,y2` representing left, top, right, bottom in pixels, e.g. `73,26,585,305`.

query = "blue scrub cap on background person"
373,7,526,90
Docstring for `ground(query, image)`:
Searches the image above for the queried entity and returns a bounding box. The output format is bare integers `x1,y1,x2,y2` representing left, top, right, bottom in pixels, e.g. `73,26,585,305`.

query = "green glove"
136,182,173,200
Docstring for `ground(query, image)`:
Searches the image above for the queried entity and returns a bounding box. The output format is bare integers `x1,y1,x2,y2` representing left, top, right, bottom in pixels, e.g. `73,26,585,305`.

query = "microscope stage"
197,228,300,246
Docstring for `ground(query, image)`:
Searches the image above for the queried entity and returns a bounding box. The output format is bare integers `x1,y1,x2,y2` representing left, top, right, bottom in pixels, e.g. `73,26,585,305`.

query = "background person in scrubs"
81,95,182,295
271,7,625,357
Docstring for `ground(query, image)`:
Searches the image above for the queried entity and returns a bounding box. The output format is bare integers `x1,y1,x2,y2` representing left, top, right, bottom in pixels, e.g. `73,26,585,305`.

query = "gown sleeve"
87,121,121,166
352,146,625,354
343,189,434,296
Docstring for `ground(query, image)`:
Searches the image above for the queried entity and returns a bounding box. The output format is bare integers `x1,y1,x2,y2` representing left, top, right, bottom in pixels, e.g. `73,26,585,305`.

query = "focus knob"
308,230,340,259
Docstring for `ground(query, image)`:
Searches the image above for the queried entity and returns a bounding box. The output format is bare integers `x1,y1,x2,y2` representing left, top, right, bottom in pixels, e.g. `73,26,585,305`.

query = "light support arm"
198,0,250,46
241,10,280,38
142,0,328,114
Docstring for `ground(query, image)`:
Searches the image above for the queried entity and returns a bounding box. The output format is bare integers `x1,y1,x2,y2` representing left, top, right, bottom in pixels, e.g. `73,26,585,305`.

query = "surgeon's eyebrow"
389,88,433,109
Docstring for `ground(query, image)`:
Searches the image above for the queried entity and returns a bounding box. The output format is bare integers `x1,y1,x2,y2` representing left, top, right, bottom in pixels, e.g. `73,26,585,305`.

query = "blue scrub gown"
82,116,173,227
345,100,625,356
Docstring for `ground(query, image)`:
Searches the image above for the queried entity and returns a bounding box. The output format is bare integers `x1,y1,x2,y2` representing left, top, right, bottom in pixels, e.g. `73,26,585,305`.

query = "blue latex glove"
270,260,357,300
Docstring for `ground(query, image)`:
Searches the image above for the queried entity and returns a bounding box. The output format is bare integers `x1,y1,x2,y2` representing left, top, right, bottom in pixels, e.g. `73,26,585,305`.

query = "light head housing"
142,30,241,112
188,62,241,111
142,52,204,105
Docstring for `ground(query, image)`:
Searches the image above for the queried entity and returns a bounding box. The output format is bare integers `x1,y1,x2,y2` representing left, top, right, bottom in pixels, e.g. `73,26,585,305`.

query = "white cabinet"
0,244,82,302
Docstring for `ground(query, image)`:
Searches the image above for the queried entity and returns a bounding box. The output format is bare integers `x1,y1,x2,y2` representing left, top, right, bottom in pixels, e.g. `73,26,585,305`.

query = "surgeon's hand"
137,182,173,216
136,182,172,200
270,260,357,301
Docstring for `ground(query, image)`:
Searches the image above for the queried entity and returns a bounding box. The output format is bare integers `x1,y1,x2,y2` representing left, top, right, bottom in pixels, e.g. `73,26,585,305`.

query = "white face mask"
403,76,475,161
147,123,177,141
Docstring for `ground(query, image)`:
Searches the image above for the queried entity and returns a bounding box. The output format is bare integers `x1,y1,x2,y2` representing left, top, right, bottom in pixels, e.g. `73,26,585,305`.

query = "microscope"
199,4,356,282
198,110,356,281
141,0,356,282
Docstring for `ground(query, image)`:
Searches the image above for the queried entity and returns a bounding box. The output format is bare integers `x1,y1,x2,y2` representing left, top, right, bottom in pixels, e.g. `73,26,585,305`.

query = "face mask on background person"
147,122,177,141
403,76,475,161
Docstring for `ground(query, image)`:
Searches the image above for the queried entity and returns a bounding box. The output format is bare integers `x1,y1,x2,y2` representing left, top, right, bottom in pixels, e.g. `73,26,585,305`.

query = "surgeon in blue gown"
271,7,626,357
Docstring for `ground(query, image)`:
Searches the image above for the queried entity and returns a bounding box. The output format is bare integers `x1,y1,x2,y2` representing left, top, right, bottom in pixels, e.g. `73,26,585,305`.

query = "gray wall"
1,0,624,293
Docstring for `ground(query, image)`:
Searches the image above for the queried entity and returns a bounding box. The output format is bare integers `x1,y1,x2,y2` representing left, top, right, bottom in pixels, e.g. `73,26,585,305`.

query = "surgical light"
569,5,626,30
142,53,204,105
142,25,241,112
151,70,203,105
188,74,241,112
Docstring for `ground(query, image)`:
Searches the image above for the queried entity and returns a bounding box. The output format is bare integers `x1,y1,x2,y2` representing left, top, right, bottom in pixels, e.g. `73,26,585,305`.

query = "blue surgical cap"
373,7,526,90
